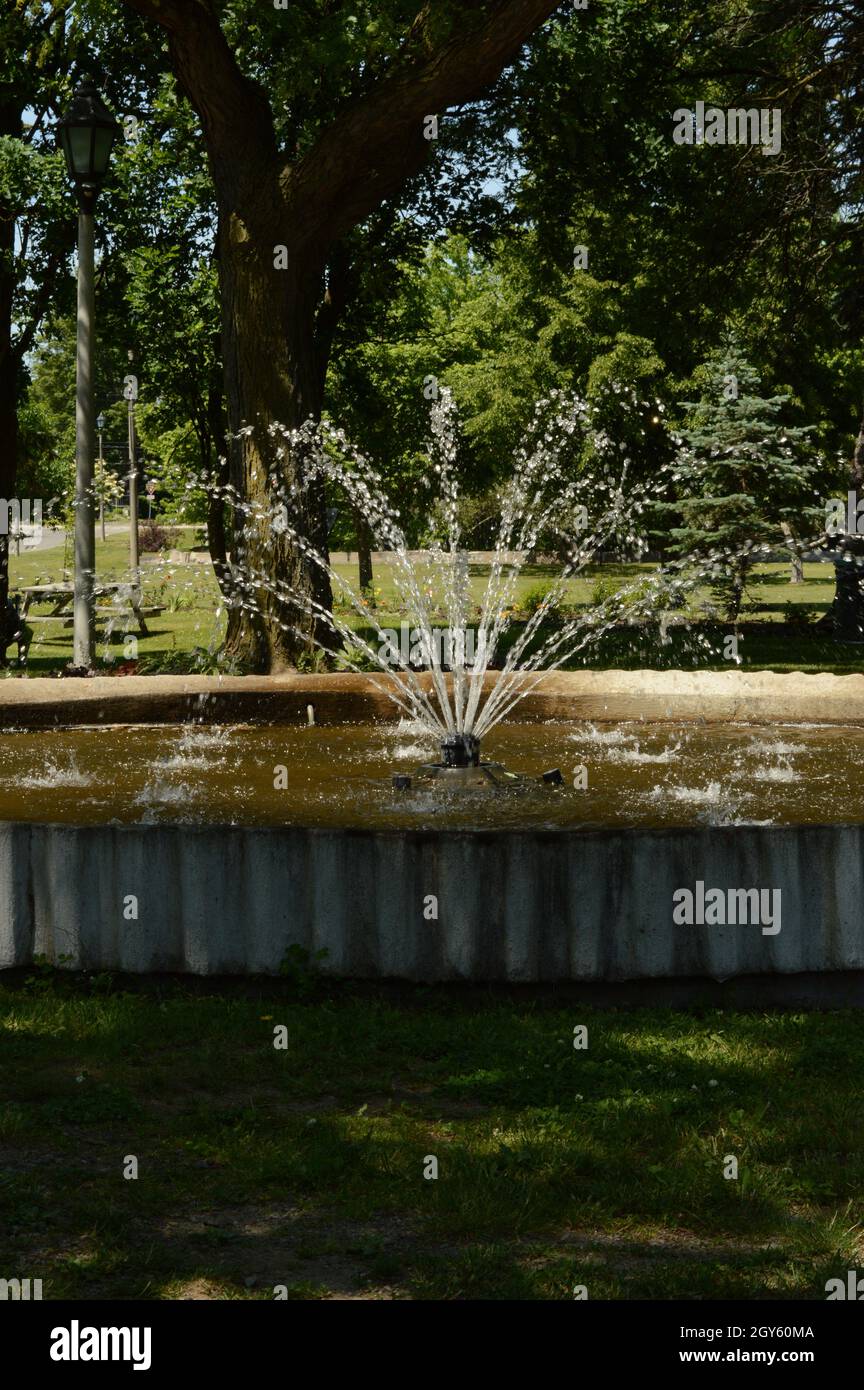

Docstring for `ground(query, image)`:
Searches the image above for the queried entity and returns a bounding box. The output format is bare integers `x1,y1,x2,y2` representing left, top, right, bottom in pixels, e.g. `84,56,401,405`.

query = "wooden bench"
20,583,161,637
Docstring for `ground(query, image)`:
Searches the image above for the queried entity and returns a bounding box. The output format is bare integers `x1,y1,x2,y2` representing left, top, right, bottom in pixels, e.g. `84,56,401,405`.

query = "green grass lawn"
0,971,861,1300
6,529,862,676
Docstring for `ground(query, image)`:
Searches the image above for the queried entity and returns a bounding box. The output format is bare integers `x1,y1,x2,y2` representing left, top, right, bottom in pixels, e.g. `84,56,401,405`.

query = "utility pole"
97,412,106,542
71,195,96,665
125,351,139,586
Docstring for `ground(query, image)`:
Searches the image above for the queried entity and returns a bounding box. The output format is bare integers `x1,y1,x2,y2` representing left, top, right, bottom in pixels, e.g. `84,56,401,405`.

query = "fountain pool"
1,670,863,992
0,717,856,831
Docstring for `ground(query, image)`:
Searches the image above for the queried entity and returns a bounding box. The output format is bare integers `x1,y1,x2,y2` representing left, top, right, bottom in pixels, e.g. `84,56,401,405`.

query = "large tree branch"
122,0,561,246
11,246,68,363
284,0,561,250
119,0,277,196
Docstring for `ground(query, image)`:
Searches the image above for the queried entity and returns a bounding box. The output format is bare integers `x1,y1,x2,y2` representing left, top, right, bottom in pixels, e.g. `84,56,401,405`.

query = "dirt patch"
174,1278,232,1300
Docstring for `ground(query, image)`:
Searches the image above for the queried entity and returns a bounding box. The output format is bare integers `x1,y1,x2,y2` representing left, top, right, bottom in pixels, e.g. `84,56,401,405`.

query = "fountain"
213,385,691,784
2,388,864,999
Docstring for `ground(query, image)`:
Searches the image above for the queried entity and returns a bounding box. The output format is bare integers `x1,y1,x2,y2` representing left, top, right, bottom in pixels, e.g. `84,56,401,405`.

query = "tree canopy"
10,0,863,665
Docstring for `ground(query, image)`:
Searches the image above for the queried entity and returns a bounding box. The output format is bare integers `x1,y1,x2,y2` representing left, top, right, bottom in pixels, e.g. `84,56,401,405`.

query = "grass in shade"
1,969,861,1299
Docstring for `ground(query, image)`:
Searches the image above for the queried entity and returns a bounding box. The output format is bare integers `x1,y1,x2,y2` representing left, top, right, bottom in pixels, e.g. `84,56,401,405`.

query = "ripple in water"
649,780,743,824
608,743,682,765
391,743,436,761
745,738,807,758
753,765,798,783
572,725,639,747
154,754,212,773
17,758,93,790
393,718,436,738
664,781,725,804
134,782,192,806
175,727,239,752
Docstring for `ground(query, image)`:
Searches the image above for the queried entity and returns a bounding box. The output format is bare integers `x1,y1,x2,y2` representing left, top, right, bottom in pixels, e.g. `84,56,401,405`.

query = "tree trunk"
355,509,373,595
851,398,864,491
120,0,562,671
726,558,748,623
0,368,16,626
205,332,230,595
781,522,804,582
218,221,334,672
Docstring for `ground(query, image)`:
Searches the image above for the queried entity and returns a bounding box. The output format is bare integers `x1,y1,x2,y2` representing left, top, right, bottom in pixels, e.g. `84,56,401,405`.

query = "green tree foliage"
12,0,863,653
665,346,823,619
511,0,863,456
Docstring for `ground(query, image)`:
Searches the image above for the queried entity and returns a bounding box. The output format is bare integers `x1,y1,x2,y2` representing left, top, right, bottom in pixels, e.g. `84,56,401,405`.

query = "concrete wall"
1,820,862,982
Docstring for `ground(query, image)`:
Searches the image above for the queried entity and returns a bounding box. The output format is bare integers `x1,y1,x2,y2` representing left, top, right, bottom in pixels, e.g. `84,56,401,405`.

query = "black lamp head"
57,77,121,206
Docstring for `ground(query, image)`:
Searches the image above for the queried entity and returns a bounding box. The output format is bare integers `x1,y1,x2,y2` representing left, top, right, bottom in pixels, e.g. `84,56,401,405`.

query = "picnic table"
20,581,155,636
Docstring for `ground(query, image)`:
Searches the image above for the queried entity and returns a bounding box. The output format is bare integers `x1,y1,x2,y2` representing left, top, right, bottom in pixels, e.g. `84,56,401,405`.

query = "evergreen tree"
666,347,822,620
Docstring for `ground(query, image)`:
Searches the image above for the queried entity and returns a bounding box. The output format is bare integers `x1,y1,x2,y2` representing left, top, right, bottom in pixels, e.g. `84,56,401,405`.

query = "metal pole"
128,389,139,581
98,428,106,541
73,206,96,668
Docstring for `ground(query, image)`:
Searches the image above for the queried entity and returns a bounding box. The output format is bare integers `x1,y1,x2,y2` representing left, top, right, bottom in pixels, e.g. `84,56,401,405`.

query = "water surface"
0,719,853,830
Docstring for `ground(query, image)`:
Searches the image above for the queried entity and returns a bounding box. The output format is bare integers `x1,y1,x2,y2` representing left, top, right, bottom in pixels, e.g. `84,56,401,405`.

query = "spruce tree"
666,347,821,620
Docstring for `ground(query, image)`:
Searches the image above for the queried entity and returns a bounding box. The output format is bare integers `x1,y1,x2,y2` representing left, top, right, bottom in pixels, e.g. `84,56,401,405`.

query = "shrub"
139,521,180,553
590,575,624,608
295,647,334,673
334,641,382,672
521,583,561,617
136,646,244,676
783,601,819,632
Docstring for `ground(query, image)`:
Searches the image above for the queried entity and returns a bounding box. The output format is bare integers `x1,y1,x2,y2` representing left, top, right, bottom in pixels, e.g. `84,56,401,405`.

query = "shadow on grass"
1,978,862,1297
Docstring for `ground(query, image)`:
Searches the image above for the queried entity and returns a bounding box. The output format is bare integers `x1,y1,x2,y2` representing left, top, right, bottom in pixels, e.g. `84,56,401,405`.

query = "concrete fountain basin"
1,669,864,997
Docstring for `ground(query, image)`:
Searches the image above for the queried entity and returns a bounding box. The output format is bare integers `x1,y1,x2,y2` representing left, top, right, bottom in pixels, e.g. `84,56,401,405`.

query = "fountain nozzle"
440,732,480,768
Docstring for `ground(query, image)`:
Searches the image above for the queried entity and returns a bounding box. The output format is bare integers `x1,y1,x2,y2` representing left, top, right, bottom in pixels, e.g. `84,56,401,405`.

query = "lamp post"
57,78,120,669
96,412,106,541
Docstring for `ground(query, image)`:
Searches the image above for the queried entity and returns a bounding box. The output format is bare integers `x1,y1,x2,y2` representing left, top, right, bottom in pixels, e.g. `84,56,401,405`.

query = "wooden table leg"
131,597,149,636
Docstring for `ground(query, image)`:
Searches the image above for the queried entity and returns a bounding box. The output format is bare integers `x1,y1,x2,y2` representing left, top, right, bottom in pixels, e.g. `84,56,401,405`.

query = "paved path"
14,523,131,554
